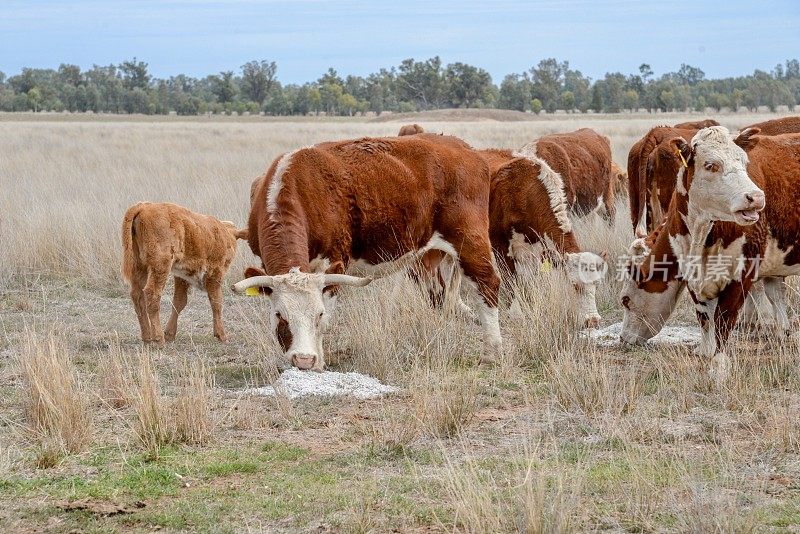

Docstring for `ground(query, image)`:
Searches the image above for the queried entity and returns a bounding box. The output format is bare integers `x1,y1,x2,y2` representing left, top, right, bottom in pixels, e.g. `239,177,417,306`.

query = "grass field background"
1,112,798,532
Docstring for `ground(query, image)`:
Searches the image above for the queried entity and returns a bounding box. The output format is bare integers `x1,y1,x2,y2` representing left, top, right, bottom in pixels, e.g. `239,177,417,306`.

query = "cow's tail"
121,203,146,284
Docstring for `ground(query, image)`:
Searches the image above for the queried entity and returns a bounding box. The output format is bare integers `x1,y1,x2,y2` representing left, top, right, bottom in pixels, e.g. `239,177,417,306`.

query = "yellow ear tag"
676,148,688,168
245,286,260,297
541,259,552,273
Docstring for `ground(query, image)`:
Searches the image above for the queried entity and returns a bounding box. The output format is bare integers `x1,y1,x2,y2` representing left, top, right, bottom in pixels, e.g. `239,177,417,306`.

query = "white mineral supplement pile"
244,368,399,399
582,322,701,347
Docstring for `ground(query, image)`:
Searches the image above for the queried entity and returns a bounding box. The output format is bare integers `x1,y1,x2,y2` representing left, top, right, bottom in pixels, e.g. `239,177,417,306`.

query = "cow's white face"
684,127,765,225
618,240,685,344
233,268,371,371
564,251,607,328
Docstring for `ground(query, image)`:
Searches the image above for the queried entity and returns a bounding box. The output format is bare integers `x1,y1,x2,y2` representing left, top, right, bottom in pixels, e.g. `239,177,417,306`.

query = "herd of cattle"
120,115,800,375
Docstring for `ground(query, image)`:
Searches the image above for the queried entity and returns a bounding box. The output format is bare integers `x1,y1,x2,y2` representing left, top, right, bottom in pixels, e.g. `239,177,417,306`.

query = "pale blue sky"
2,0,798,82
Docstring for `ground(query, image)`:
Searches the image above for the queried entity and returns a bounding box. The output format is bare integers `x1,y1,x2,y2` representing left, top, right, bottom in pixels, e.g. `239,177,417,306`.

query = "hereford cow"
673,119,720,130
234,134,502,371
417,148,608,327
121,202,248,345
532,128,616,224
398,123,425,136
619,127,800,377
611,162,628,199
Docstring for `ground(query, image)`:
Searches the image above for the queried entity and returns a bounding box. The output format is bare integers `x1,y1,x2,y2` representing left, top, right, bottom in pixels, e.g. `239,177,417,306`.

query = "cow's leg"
707,278,753,382
601,180,616,226
412,249,447,309
764,277,790,334
446,234,502,365
143,266,170,346
204,275,227,342
130,267,151,342
164,277,190,342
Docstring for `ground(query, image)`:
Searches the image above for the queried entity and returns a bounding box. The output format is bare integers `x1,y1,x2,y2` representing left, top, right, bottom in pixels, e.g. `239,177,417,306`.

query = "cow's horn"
323,274,373,287
232,275,276,293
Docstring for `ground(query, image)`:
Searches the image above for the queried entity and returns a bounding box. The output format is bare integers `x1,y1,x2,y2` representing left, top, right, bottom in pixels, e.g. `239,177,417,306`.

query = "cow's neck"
262,189,311,274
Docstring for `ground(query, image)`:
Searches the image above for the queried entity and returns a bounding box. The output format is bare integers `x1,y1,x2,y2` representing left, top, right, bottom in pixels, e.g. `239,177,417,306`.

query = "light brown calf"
398,123,425,136
121,202,247,345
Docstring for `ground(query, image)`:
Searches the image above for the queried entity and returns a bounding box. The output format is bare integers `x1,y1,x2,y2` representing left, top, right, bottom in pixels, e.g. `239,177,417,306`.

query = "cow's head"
618,231,685,344
674,126,765,226
563,251,608,328
233,267,372,371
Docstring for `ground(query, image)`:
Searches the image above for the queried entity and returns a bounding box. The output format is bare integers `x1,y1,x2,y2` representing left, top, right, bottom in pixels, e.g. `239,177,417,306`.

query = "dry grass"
15,329,92,465
1,113,798,531
130,350,172,459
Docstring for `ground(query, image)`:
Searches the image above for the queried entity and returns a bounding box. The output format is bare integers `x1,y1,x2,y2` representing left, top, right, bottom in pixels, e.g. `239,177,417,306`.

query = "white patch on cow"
764,277,790,332
475,298,502,363
619,279,686,344
694,298,718,357
507,230,544,265
759,237,797,277
675,166,687,195
267,149,301,219
513,143,572,233
171,266,206,290
634,202,648,238
308,255,331,273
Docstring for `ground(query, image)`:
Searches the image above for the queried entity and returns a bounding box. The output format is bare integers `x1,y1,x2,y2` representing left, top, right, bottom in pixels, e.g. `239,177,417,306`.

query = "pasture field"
1,112,799,532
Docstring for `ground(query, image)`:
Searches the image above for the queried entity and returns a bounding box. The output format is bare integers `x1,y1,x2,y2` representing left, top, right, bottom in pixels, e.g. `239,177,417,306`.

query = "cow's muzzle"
290,353,322,372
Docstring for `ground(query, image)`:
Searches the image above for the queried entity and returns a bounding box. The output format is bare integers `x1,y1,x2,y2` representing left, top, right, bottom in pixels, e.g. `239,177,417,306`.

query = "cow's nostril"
745,194,754,203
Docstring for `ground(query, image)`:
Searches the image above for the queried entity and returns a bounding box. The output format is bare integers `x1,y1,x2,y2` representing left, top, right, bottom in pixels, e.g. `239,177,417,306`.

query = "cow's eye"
704,161,720,172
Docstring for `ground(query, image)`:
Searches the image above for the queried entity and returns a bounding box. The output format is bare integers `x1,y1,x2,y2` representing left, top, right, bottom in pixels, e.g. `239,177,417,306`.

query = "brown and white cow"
611,162,628,199
398,123,425,136
234,134,503,371
121,202,248,345
619,128,800,376
532,128,617,224
417,148,608,327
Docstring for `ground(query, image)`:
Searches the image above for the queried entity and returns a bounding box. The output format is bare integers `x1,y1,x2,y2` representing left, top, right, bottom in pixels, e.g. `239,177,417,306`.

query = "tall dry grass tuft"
545,350,650,418
412,368,481,439
16,329,92,464
172,357,214,445
130,350,172,459
97,338,133,409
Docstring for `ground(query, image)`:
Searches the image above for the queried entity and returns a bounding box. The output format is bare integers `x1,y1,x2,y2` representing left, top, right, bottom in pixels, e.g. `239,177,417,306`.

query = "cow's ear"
243,266,271,295
669,137,691,165
734,127,761,151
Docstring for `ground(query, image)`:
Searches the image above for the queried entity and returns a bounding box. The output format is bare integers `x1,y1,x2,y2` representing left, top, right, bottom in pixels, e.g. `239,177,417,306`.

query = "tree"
444,62,493,107
27,87,42,111
639,63,654,83
240,60,277,104
591,84,603,113
396,56,446,110
622,89,639,112
560,90,575,112
498,74,532,111
531,98,542,115
531,58,567,113
211,71,237,103
119,57,150,90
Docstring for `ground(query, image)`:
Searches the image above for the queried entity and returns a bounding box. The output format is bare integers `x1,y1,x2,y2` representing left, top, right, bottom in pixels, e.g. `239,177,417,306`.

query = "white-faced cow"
121,202,247,345
234,134,502,371
619,127,800,377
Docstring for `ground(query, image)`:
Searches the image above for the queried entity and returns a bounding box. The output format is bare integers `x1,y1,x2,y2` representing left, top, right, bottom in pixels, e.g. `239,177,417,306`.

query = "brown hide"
743,116,800,135
673,119,720,130
121,202,246,344
535,128,615,222
398,123,425,136
246,133,499,305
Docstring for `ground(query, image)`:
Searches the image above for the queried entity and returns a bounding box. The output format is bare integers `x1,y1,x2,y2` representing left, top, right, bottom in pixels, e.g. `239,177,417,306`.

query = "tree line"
1,57,798,116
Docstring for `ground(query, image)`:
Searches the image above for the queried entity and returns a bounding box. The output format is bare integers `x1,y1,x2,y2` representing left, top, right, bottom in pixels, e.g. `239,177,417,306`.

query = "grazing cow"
121,202,247,345
417,148,608,327
743,115,800,135
674,119,721,130
532,128,616,224
234,134,502,371
398,123,425,136
619,127,800,376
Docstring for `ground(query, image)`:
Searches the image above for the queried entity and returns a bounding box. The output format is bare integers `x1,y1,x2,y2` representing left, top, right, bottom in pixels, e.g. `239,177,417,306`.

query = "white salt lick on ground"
244,368,399,400
582,322,701,347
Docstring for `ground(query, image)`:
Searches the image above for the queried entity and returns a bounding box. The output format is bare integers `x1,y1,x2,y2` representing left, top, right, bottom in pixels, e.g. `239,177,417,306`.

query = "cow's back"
744,116,800,136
